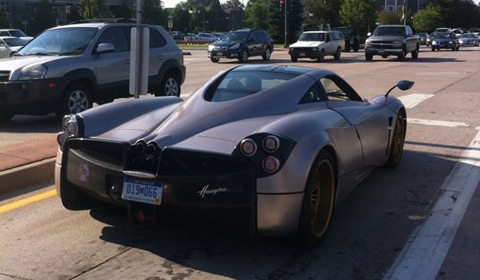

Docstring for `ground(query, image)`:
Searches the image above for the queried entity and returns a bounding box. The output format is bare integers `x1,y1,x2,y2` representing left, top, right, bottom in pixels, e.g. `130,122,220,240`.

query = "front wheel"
157,72,180,97
317,49,325,62
365,53,373,61
297,150,336,247
262,48,271,60
210,57,220,63
397,49,406,61
412,46,419,59
290,55,298,62
56,83,92,119
385,112,406,168
238,49,248,63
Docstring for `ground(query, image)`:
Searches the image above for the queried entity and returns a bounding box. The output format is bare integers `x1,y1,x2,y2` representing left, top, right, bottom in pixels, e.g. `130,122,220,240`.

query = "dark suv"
207,29,273,63
0,20,185,121
333,26,359,52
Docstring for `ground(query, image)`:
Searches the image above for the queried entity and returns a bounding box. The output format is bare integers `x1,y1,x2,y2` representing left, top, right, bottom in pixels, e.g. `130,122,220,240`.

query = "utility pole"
284,0,288,47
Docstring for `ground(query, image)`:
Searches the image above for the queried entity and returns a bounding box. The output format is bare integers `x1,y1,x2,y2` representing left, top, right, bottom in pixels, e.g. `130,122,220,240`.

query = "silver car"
0,20,185,121
56,65,412,246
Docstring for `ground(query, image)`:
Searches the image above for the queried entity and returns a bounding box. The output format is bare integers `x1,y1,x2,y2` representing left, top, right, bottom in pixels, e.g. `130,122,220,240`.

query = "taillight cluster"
236,134,295,177
57,114,83,150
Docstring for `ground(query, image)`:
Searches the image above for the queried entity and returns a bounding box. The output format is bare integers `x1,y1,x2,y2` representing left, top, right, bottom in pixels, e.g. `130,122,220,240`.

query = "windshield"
3,38,27,47
373,27,405,36
434,33,455,39
225,31,248,41
299,32,325,42
461,34,475,38
206,71,297,102
10,30,27,37
17,28,96,56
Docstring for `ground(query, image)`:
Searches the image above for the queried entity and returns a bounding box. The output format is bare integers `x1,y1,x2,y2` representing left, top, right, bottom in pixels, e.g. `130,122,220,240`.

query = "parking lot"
1,45,480,280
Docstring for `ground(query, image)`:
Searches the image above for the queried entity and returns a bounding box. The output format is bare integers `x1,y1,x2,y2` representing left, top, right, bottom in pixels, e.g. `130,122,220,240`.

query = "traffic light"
279,0,285,10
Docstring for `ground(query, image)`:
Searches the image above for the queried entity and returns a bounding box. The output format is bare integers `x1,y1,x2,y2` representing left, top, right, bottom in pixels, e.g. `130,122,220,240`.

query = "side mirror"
96,43,114,54
385,80,414,97
397,80,415,91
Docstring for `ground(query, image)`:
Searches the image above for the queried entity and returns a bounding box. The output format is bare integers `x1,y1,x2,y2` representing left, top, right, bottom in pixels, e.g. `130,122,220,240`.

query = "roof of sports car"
232,64,328,76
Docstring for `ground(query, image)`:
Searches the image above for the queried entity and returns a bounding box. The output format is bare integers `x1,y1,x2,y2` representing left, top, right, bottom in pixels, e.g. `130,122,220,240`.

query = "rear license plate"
122,177,163,205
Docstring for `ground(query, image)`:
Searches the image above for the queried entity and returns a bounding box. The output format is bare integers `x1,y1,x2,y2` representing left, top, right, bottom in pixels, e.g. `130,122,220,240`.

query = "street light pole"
284,0,288,48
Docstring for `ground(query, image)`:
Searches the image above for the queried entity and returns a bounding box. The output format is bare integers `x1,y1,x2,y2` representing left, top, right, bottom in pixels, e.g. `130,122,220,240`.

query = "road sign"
168,16,173,29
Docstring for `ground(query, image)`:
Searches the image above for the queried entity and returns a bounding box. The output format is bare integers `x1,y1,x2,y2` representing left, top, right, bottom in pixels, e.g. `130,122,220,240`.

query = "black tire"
451,46,456,51
297,150,336,247
157,72,181,97
345,41,351,52
397,49,406,61
412,46,419,59
333,47,341,60
238,49,248,63
365,53,373,61
353,44,359,52
431,47,435,51
0,113,13,122
290,55,298,62
262,48,271,60
385,112,406,168
456,46,460,51
317,49,325,62
210,57,220,63
56,83,92,119
60,184,96,210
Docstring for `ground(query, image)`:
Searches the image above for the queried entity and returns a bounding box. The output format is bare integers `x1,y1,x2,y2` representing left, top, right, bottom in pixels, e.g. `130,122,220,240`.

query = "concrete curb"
0,158,56,195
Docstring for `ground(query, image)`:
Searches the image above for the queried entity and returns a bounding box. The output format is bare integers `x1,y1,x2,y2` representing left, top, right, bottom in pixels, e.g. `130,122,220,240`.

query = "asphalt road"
1,46,480,280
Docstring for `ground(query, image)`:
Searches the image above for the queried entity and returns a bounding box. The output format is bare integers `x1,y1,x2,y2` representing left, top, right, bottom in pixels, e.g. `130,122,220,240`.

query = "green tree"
376,10,403,25
30,0,56,35
287,0,304,43
305,0,342,27
172,3,191,33
268,0,303,45
412,3,441,32
206,0,227,31
340,0,375,37
245,0,270,30
79,0,113,19
110,5,132,19
0,11,9,28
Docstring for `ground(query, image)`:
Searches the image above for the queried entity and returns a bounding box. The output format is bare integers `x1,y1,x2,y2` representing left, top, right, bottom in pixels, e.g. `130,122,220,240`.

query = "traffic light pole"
284,0,288,48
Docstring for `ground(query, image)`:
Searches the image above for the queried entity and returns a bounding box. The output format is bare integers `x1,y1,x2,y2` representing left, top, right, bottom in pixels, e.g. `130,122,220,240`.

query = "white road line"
384,129,480,280
398,94,435,108
408,118,469,128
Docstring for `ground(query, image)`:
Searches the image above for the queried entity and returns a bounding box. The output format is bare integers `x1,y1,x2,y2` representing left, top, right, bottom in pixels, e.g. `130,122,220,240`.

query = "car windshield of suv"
299,32,325,42
373,27,405,36
461,34,475,38
225,31,249,41
16,28,96,56
435,33,454,39
3,37,27,47
9,30,27,37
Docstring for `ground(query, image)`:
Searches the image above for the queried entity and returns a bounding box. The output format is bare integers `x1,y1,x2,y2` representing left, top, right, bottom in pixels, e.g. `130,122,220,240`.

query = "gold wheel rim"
392,116,405,163
309,159,335,237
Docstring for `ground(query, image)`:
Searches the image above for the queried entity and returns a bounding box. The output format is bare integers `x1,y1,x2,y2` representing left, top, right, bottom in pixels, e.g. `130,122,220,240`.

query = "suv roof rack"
71,18,136,24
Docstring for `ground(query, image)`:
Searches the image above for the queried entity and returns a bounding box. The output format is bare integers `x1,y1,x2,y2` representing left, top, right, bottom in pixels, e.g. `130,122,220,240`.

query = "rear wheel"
353,43,359,52
262,48,271,60
333,47,341,60
385,112,406,168
297,150,336,247
412,46,419,59
56,83,92,119
317,49,325,62
157,72,180,97
431,47,435,51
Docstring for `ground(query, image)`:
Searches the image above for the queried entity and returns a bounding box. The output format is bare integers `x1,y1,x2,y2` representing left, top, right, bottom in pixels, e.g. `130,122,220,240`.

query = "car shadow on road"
0,113,61,133
86,146,464,280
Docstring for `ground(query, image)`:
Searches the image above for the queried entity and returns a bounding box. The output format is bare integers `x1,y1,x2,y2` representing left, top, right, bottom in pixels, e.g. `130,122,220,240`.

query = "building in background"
375,0,428,13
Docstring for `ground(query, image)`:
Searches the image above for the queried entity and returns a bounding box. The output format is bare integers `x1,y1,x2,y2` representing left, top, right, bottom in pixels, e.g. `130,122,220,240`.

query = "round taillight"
66,121,77,135
262,156,280,174
240,138,257,156
62,115,71,130
263,135,280,153
133,141,147,154
145,143,157,154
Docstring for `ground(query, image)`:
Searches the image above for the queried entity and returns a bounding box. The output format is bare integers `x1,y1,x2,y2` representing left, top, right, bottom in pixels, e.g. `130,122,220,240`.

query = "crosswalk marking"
398,93,435,108
408,118,469,128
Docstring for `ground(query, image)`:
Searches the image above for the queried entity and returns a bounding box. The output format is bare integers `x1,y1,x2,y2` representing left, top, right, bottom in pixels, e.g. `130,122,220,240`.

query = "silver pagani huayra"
55,65,413,246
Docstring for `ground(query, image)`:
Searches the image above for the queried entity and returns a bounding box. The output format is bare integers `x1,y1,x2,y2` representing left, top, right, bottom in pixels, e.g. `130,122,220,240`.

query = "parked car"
333,26,359,52
434,27,452,33
212,32,227,41
458,33,479,46
0,29,33,41
207,29,273,63
0,36,28,58
431,32,459,51
415,32,429,45
452,28,464,38
56,64,412,246
0,20,185,121
364,25,420,61
289,30,345,62
196,33,218,43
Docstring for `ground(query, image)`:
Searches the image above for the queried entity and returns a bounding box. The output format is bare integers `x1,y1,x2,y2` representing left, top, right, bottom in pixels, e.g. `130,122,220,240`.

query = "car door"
247,31,258,55
147,28,169,91
319,75,392,167
405,26,416,51
0,38,9,58
94,26,131,97
325,33,335,54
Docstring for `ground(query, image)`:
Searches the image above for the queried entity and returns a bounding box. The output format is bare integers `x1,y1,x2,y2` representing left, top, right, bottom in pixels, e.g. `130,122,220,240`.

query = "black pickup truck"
364,25,420,61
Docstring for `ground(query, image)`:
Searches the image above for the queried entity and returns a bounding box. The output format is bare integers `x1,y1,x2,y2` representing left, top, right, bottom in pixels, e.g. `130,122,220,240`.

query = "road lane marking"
384,129,480,280
408,118,469,128
398,93,435,108
0,189,57,214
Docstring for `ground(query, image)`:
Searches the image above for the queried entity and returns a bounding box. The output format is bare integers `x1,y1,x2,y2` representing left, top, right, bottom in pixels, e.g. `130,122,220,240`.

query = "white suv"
0,20,185,121
288,31,345,62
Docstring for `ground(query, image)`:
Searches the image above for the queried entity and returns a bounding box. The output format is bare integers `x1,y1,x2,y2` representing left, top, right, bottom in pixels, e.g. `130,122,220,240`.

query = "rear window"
205,71,297,102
